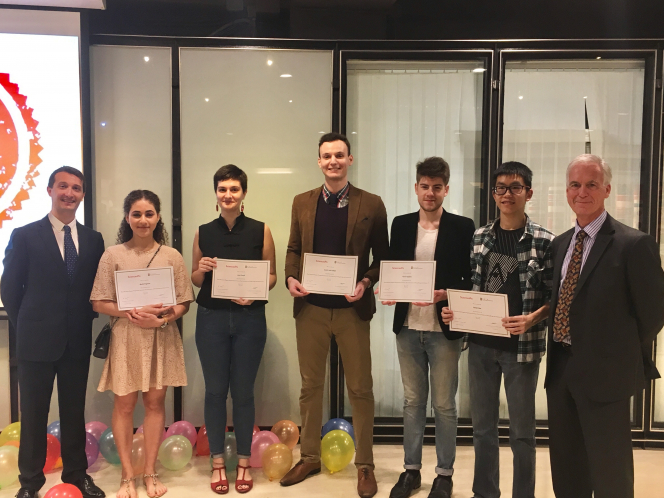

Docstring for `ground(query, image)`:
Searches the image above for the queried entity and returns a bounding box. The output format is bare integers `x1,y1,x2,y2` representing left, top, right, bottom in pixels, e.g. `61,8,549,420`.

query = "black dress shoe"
69,475,105,498
15,488,39,498
389,470,421,498
427,475,452,498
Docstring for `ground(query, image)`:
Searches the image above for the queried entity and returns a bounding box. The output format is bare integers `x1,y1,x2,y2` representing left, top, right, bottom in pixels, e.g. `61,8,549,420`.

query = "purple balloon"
85,432,100,468
166,421,197,447
136,424,167,442
85,421,108,442
249,430,280,468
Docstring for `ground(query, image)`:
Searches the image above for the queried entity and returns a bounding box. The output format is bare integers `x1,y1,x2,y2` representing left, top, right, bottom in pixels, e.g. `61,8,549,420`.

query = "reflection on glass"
503,59,645,421
179,48,333,426
344,60,485,418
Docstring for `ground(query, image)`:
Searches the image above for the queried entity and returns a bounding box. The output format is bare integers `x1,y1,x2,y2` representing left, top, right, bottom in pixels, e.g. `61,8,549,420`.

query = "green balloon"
321,430,355,473
99,428,120,465
224,432,238,471
158,435,192,471
0,445,19,489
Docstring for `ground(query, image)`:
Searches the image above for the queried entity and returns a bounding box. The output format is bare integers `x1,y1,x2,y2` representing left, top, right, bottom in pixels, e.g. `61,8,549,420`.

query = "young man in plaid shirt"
442,162,554,498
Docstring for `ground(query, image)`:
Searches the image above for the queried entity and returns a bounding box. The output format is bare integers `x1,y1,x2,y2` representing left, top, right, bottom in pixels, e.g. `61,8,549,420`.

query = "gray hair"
566,154,612,186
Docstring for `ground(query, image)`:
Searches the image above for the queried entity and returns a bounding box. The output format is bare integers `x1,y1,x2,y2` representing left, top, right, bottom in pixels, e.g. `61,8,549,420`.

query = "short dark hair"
117,190,169,245
48,166,85,192
492,161,533,188
213,164,247,192
318,132,351,157
416,157,451,185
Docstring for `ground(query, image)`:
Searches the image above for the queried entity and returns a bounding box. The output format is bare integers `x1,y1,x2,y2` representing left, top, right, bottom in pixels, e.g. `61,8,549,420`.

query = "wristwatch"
160,318,169,329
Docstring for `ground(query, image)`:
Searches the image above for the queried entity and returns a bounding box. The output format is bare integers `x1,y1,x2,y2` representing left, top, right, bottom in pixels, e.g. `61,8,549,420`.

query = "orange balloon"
261,443,292,481
54,457,63,469
271,420,300,450
43,434,60,473
3,441,19,448
131,434,146,475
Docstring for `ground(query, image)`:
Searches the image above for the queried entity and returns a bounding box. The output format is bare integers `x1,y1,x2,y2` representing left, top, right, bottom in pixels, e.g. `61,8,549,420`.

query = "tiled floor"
1,444,663,497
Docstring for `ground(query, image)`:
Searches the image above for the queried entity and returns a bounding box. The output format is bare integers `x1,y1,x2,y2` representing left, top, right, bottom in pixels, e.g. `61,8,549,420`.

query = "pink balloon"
136,425,167,443
166,421,197,447
84,422,107,442
249,431,280,468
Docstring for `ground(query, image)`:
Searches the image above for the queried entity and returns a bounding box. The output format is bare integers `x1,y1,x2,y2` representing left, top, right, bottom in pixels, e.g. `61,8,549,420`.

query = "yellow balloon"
321,430,355,473
0,423,20,447
261,443,292,481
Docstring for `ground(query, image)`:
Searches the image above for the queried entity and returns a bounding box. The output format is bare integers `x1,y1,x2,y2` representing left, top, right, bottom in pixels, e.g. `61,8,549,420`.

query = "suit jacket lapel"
346,184,360,253
302,188,320,256
434,210,451,263
552,228,573,310
573,216,614,298
72,222,87,281
38,216,68,277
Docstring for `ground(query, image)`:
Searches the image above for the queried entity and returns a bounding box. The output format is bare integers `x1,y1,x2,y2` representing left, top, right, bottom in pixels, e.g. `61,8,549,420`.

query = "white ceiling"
0,0,105,8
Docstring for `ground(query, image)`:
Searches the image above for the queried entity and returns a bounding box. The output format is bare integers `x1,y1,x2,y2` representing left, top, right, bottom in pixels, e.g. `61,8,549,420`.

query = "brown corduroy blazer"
285,183,389,321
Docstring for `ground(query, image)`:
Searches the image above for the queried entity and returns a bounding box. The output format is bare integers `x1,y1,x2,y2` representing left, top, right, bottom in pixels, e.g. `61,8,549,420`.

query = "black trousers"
17,346,90,490
546,342,634,498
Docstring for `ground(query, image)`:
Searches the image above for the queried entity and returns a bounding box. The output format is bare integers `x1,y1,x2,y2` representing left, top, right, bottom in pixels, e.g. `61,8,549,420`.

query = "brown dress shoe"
357,467,378,498
279,459,321,486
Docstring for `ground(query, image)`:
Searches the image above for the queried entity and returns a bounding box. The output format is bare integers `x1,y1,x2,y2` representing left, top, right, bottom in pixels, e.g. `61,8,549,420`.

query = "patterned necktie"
63,225,78,282
552,230,587,344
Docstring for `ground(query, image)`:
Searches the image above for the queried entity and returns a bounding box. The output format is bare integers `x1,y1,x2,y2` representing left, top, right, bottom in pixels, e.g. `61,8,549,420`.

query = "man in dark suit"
546,154,664,498
1,166,106,498
281,132,389,498
383,157,474,498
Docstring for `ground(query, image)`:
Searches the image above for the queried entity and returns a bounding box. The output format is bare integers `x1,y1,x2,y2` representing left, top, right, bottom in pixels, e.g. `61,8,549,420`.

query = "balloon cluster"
321,418,356,473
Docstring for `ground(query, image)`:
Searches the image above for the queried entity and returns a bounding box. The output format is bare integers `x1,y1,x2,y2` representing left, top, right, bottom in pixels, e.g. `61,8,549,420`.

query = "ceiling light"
144,56,150,62
472,68,486,73
257,168,293,175
351,132,357,134
584,96,588,99
205,98,210,102
280,74,292,78
267,60,273,66
318,131,325,134
289,100,293,103
100,122,107,127
596,56,602,59
518,96,523,100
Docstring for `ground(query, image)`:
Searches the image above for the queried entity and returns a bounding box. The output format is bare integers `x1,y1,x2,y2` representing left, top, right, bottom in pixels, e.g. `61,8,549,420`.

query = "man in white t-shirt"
381,157,475,498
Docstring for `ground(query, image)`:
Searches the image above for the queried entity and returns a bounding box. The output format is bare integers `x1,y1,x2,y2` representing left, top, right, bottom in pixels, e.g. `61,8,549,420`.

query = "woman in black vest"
191,165,277,494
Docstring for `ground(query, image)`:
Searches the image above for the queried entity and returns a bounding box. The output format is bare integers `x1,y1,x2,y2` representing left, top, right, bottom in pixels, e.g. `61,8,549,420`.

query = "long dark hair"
116,190,169,245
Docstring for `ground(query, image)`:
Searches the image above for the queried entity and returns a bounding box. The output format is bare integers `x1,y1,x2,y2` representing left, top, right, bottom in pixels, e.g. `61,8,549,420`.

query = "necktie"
327,192,339,207
63,225,78,282
552,230,587,344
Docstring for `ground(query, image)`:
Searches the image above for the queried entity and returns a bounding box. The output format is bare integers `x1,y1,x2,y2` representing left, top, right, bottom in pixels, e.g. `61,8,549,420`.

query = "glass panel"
60,45,175,427
502,58,645,421
344,59,485,418
180,48,333,427
653,217,664,424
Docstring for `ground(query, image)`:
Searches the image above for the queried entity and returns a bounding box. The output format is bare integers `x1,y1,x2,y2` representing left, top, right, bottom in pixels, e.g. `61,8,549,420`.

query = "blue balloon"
321,418,355,444
47,421,61,442
99,427,120,465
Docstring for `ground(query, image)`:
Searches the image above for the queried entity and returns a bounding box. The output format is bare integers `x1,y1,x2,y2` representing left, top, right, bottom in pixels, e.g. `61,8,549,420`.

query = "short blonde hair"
566,154,612,185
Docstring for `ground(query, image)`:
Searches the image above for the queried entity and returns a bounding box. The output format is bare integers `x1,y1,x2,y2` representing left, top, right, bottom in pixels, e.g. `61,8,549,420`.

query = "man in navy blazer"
546,154,664,498
382,157,475,498
1,167,106,498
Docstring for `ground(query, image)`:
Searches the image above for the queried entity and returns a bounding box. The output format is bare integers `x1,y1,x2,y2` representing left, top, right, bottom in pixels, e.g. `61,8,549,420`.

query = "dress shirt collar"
48,212,77,233
574,209,607,240
322,182,350,205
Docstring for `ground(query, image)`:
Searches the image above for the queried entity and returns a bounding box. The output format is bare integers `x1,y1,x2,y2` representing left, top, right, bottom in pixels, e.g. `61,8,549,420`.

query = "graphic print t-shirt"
470,224,524,352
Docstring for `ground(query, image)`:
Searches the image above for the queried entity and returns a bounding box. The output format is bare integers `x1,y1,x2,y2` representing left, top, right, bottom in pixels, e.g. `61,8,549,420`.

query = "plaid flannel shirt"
465,215,555,362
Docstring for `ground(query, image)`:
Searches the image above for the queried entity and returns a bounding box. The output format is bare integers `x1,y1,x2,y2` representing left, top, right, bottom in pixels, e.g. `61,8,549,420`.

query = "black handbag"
92,244,162,359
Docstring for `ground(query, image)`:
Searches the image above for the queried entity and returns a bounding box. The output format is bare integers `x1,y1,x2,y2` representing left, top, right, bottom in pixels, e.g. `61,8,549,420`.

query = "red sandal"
211,464,229,494
235,464,253,493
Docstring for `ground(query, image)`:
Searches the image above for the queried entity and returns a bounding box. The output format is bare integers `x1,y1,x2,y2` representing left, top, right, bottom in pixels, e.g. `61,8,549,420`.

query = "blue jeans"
396,327,462,476
468,342,540,498
195,305,267,458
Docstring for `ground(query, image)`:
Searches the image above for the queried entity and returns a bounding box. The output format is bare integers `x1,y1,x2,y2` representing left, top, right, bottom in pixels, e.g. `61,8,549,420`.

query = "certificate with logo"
301,253,358,296
211,259,271,300
447,289,510,337
114,267,177,311
378,260,436,303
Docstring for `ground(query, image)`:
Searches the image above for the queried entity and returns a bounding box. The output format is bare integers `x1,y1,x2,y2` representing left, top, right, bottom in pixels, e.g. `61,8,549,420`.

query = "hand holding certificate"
446,289,510,337
211,259,270,301
115,267,177,311
301,253,359,296
378,260,436,303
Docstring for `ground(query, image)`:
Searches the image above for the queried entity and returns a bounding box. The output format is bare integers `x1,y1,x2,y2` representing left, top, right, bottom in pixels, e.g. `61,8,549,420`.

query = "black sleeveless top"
196,213,267,310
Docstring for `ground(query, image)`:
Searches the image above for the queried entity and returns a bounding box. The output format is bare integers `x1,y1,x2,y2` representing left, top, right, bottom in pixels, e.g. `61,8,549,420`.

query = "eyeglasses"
492,185,530,195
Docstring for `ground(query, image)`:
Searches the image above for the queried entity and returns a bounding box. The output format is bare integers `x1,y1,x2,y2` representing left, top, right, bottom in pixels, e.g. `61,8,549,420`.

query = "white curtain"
345,61,485,418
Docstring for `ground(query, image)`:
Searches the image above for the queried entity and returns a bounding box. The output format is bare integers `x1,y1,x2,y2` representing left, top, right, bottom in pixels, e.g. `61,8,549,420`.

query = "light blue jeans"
468,341,540,498
396,327,462,476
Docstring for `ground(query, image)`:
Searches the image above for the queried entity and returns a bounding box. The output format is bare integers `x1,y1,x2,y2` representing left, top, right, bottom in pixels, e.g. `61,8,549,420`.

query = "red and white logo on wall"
0,73,42,228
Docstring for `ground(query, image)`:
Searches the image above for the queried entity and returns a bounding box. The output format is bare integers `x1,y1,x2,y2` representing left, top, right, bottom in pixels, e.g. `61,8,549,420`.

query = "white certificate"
447,289,510,337
211,259,270,300
378,260,436,303
114,267,177,311
301,253,358,296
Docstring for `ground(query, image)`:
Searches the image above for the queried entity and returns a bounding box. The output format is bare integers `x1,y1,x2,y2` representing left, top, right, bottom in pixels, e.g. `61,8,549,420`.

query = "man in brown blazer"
281,132,389,498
